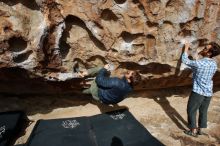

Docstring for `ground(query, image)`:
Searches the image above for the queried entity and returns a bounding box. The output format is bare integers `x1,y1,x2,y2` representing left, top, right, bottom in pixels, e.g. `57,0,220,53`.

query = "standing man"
80,64,141,104
182,42,220,137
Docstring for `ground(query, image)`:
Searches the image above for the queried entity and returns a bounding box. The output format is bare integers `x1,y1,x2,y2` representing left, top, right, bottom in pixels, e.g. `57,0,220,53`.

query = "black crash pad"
27,109,164,146
26,117,95,146
0,111,26,146
90,109,163,146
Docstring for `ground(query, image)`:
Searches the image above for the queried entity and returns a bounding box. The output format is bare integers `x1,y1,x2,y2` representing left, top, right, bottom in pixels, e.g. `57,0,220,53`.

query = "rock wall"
0,0,220,94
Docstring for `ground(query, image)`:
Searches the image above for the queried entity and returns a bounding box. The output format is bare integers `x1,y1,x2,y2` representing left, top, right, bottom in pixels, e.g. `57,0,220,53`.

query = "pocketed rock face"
0,0,220,94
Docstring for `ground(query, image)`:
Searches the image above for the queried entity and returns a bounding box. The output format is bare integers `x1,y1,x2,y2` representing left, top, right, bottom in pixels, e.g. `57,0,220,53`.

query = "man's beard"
198,47,207,56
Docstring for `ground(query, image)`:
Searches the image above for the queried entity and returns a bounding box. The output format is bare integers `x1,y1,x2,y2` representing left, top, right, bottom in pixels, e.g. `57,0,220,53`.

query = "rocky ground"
0,86,220,146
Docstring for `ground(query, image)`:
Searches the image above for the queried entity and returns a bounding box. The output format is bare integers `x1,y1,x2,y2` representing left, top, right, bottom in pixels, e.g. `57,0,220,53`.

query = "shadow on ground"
0,93,128,116
1,86,219,117
1,86,219,146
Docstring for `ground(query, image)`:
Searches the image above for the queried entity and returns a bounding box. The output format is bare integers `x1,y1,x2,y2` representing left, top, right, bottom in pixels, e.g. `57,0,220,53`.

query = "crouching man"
80,64,141,104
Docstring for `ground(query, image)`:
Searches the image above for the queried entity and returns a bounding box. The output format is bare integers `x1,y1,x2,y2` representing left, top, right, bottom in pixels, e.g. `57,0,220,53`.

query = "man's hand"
184,42,190,53
78,70,88,78
104,64,110,70
105,50,112,57
49,72,58,78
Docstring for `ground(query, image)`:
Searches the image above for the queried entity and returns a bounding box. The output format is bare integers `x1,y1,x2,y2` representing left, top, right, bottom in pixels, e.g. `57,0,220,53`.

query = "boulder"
0,0,219,94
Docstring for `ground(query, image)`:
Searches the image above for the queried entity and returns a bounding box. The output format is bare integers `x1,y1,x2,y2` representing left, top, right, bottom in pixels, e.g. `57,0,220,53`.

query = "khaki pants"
82,67,102,101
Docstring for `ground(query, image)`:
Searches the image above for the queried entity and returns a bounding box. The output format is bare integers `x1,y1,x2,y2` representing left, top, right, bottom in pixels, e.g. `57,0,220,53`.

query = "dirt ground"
0,86,220,146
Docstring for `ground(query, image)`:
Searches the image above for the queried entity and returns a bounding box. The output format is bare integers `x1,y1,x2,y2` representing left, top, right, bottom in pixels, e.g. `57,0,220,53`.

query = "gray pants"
82,67,102,101
187,91,211,129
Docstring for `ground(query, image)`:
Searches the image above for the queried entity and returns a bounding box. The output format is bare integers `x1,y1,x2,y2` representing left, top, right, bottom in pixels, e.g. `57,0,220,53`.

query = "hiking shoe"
197,130,208,136
184,130,198,138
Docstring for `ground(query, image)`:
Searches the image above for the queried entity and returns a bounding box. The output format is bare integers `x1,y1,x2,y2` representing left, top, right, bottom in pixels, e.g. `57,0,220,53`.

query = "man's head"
199,42,220,58
125,71,141,87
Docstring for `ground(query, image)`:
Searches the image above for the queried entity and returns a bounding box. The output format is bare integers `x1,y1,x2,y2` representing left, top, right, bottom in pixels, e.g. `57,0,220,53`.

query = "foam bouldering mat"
0,111,26,146
26,109,164,146
26,117,95,146
90,109,164,146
